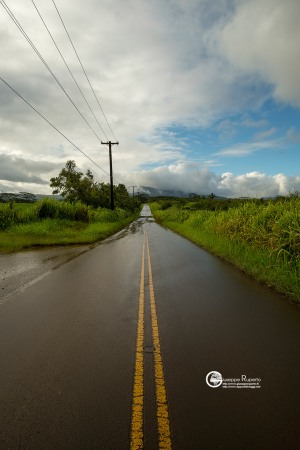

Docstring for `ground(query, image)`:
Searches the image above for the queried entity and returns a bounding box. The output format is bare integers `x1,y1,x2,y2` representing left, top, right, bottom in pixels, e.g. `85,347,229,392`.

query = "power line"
31,0,109,141
0,76,111,178
51,0,118,142
1,1,124,186
34,0,123,187
0,0,104,145
0,74,124,186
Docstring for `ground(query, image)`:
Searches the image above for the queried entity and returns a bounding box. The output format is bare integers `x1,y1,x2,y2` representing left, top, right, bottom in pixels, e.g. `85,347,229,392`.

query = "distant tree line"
151,193,299,212
0,192,37,203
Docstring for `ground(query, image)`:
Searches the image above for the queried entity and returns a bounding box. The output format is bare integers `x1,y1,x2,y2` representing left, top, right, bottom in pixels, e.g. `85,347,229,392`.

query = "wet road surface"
0,244,92,302
0,205,300,449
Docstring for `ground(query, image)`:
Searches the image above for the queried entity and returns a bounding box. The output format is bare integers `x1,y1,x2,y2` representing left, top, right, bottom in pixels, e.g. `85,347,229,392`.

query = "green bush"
35,198,59,219
0,204,15,230
57,201,77,221
74,202,90,223
34,199,91,222
90,207,130,223
14,205,37,223
0,198,134,230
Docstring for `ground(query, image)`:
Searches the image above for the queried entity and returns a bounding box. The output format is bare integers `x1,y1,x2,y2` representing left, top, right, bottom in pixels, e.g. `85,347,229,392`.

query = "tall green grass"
150,198,300,301
0,199,138,253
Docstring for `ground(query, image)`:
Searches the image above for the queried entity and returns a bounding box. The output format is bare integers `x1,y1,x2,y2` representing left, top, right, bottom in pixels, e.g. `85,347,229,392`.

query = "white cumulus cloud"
121,163,300,198
216,0,300,106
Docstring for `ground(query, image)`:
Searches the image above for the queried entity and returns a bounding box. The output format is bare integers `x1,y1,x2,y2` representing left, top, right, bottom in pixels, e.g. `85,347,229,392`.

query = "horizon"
1,186,298,201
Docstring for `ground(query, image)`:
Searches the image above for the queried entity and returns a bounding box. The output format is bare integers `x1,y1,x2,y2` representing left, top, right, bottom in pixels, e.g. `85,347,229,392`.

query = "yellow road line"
130,229,172,449
130,236,145,450
146,230,172,450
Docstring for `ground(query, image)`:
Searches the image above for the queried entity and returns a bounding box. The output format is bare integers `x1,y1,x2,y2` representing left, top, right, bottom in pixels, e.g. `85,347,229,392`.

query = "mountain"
139,186,188,198
138,186,227,199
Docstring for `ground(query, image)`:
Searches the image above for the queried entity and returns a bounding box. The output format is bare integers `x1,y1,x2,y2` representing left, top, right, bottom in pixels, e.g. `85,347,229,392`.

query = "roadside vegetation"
0,199,139,253
0,161,143,253
150,195,300,301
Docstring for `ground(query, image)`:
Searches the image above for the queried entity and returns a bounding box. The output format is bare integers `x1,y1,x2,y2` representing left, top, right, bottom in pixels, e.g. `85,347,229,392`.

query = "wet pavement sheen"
0,205,300,449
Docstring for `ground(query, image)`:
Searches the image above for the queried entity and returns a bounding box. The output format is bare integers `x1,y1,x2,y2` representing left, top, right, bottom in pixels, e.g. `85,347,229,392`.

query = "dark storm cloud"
0,153,60,184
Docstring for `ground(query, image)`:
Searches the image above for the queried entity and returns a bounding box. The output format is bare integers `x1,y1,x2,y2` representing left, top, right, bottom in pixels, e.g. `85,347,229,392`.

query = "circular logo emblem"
206,371,223,388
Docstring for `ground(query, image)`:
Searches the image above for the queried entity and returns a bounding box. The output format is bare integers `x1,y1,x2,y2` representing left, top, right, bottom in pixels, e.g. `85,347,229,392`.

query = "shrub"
35,198,60,219
74,202,90,223
0,204,15,230
91,207,129,223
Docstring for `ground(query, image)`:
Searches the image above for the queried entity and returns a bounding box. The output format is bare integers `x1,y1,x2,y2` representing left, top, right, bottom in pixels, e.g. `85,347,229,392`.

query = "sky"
0,0,300,198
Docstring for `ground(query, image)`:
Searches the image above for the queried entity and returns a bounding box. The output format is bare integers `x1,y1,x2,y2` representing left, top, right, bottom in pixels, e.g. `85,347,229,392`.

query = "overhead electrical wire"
31,0,109,141
50,0,123,184
0,76,111,178
0,1,124,185
0,0,104,146
51,0,118,142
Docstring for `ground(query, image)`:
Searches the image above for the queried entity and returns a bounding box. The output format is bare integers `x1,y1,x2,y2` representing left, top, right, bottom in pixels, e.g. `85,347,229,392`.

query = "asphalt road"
1,205,300,450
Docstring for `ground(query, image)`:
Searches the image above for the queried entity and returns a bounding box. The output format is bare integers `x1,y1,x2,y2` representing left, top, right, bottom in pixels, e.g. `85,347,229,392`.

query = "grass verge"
0,215,138,254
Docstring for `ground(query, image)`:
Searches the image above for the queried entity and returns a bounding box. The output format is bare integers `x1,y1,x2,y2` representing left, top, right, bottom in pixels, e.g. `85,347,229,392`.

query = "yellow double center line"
130,229,172,450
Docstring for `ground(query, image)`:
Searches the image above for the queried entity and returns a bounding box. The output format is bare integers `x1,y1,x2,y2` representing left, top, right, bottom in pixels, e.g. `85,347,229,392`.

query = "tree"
114,184,131,209
50,161,132,209
50,160,83,203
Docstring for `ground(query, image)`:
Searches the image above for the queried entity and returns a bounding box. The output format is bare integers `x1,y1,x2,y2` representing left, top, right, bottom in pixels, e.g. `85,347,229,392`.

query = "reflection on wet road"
0,245,90,302
0,219,143,303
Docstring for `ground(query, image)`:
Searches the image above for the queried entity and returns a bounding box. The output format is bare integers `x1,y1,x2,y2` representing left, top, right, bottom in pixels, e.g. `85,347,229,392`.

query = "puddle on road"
0,244,91,302
98,218,146,245
0,245,89,279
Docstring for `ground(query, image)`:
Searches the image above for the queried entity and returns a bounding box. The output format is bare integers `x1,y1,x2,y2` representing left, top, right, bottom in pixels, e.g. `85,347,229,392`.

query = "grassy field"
0,199,139,253
150,197,300,301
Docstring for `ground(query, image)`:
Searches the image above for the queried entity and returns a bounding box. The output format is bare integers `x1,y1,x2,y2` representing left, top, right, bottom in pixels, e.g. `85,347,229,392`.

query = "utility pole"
129,185,137,201
101,140,119,210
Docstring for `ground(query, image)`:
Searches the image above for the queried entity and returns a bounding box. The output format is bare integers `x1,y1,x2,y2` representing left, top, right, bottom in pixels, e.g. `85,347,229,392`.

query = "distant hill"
139,186,189,198
139,186,227,199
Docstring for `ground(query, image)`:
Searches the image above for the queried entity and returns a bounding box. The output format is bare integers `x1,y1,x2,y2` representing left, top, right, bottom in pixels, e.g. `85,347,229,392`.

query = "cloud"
0,0,299,196
0,154,61,186
0,0,278,143
241,118,269,128
216,0,300,107
253,127,277,140
216,119,237,140
286,127,300,143
120,163,300,198
216,140,278,157
122,164,220,195
218,172,300,197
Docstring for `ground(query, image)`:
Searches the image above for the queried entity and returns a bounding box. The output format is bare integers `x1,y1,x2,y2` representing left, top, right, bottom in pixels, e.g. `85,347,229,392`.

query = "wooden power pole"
101,140,119,210
129,185,137,201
